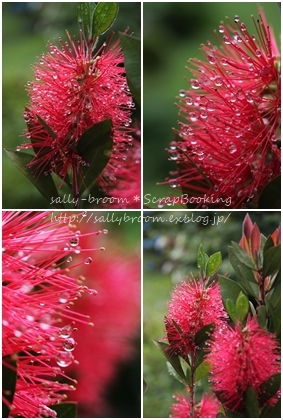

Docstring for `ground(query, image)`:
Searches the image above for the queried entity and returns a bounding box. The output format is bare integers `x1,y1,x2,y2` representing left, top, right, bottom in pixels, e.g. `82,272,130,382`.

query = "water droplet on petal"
190,79,200,90
70,237,79,247
56,351,74,367
85,257,93,265
234,15,240,22
59,292,70,304
179,89,186,98
63,337,76,352
189,112,198,122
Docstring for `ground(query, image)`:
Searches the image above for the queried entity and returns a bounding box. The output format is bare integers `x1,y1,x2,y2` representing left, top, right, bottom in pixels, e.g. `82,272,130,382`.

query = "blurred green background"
143,211,281,417
143,2,280,208
2,2,141,209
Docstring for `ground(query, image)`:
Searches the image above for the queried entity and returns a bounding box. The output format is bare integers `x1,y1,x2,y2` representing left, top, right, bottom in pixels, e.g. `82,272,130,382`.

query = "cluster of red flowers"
18,31,140,206
2,212,103,417
166,10,280,208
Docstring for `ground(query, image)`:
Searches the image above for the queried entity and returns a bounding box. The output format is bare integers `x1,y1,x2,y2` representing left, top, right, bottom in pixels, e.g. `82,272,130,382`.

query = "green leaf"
166,361,186,385
77,2,91,41
76,120,113,195
244,386,259,417
143,378,148,394
49,402,77,418
229,242,256,271
257,305,267,329
195,361,210,382
235,293,249,322
258,373,281,405
197,244,207,276
218,275,244,304
263,235,276,256
92,2,119,37
206,251,222,277
194,323,214,347
36,114,56,139
4,149,65,209
2,355,18,418
260,397,281,418
225,298,236,322
262,244,281,277
258,176,281,209
119,33,141,106
152,340,187,383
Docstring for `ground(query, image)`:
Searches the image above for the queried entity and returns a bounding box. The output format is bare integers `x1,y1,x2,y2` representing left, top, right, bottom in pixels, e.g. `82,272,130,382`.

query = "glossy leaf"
36,114,56,139
197,244,207,276
4,149,64,209
225,298,236,322
92,2,119,37
76,120,113,195
49,402,77,418
119,33,141,106
244,386,259,417
77,2,92,40
257,305,267,329
260,397,281,418
258,373,281,405
235,293,249,322
206,251,222,277
2,355,18,418
152,340,187,382
236,264,258,299
263,235,276,256
262,244,281,277
218,275,244,304
258,176,281,209
194,323,214,347
229,242,256,271
166,361,185,385
195,361,210,382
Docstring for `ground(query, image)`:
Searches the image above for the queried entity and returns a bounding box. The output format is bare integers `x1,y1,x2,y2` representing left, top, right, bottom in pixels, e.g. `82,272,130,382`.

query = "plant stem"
190,351,195,418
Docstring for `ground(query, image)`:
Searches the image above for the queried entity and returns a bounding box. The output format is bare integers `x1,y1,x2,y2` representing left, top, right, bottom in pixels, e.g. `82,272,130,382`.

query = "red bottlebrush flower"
207,317,281,411
102,138,141,208
166,9,280,209
66,227,140,416
18,31,138,202
164,279,227,357
170,393,220,418
2,211,104,418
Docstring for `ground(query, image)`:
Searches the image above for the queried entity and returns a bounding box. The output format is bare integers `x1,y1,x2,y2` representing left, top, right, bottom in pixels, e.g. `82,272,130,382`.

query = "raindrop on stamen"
179,89,186,98
70,237,79,247
59,292,70,304
190,79,200,90
84,257,93,265
63,337,76,352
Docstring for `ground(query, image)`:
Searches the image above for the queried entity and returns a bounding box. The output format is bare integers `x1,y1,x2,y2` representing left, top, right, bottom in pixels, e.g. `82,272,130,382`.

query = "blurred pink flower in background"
67,221,141,417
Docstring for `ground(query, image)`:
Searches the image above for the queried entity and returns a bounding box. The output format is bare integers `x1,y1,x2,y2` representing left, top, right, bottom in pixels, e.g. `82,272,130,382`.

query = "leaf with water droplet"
206,251,222,277
119,33,141,107
4,149,64,209
76,119,113,197
92,2,119,37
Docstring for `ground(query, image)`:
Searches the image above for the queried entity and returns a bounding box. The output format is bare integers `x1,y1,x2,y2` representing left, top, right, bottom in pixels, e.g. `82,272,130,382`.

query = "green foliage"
49,402,77,418
2,355,18,418
119,33,141,106
258,176,281,209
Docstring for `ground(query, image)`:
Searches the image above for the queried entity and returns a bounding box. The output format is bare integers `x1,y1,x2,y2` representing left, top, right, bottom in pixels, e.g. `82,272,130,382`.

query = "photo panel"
3,3,141,210
143,210,281,417
143,2,280,209
3,210,141,418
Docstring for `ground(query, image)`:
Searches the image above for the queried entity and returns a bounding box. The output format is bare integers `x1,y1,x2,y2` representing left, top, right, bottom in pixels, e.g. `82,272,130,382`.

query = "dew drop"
255,49,262,57
63,337,76,352
215,77,223,87
223,35,231,45
56,351,74,367
206,101,215,112
190,79,200,90
214,185,219,192
207,53,216,65
85,257,93,265
59,291,70,304
60,325,72,338
102,229,108,234
219,25,224,33
234,15,240,23
186,96,193,106
70,237,79,247
189,112,198,122
39,314,52,330
179,89,186,98
240,23,247,31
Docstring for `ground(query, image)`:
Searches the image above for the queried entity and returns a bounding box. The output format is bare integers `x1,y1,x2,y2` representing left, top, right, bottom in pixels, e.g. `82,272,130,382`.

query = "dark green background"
143,2,280,208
